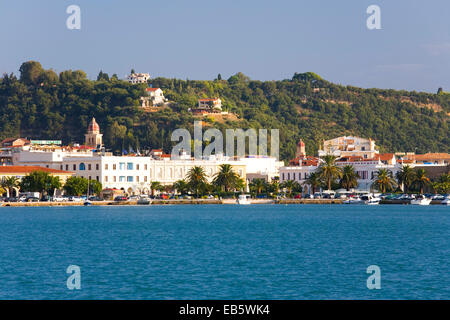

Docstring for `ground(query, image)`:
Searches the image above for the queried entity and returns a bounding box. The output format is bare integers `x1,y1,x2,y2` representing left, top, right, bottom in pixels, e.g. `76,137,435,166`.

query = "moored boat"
237,194,251,205
410,195,432,206
441,197,450,206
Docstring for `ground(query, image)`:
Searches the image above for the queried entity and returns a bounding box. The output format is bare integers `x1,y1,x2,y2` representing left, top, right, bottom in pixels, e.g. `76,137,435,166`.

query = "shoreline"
1,199,446,207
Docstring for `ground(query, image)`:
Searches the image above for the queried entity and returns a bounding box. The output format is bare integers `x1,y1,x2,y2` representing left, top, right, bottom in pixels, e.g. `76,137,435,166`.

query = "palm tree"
372,169,397,193
186,166,207,198
396,165,415,192
304,172,322,194
1,176,19,198
250,179,266,195
213,164,240,192
173,179,189,195
281,180,301,198
413,168,430,194
150,181,162,197
318,155,342,191
339,165,360,191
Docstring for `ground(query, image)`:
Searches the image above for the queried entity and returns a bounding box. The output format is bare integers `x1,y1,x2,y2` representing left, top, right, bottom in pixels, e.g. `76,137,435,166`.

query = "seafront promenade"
1,199,446,207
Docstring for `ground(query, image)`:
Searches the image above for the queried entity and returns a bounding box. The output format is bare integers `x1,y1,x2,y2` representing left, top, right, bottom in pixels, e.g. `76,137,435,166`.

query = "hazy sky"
1,0,449,92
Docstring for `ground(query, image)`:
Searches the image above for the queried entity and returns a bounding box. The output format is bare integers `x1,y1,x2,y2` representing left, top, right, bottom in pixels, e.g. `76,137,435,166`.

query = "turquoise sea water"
0,204,449,300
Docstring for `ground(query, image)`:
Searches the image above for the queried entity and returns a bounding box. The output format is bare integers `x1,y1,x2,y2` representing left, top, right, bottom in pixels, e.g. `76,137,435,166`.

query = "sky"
0,0,449,92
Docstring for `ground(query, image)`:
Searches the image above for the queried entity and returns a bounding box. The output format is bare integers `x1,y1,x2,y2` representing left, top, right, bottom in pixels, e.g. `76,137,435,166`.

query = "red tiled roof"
415,153,450,161
146,88,161,92
374,153,394,161
0,166,73,174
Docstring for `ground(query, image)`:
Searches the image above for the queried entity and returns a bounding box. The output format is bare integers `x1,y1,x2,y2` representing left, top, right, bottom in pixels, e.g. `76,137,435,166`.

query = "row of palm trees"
303,155,435,194
149,164,303,198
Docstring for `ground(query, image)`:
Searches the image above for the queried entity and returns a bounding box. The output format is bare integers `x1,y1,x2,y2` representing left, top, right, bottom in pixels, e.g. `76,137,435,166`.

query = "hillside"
0,62,449,161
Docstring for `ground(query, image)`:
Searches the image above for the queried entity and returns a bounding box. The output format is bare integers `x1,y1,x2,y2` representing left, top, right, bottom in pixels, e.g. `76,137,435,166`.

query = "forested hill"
0,61,449,162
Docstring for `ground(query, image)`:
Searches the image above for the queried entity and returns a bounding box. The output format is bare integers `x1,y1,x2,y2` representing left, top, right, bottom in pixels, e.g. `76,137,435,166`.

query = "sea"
0,204,449,300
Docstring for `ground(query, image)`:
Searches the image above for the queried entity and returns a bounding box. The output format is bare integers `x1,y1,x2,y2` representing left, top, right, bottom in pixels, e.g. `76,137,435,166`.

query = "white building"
126,72,150,84
319,136,378,159
197,98,222,111
140,88,166,107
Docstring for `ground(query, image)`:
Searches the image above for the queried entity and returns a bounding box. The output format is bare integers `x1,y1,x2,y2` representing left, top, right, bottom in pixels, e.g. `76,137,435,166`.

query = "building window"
96,176,99,181
105,176,108,182
105,164,108,170
282,173,285,180
79,163,86,170
66,165,69,171
136,176,140,182
127,163,133,170
113,176,117,182
144,164,148,170
119,176,125,182
96,164,99,170
127,176,133,182
136,164,140,170
73,164,76,171
119,163,125,170
88,164,92,170
60,165,63,170
144,176,147,182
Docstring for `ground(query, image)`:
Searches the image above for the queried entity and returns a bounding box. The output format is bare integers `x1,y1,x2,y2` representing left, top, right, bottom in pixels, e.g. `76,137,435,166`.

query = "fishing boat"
237,194,251,205
410,195,432,206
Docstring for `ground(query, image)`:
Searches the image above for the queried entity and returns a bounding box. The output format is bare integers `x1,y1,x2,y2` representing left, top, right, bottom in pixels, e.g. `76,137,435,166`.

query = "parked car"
7,197,20,202
53,196,65,202
88,196,101,201
26,197,39,202
114,196,128,201
69,196,83,202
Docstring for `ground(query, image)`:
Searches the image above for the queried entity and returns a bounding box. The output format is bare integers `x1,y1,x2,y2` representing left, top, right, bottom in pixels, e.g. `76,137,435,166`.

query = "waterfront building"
280,138,398,192
0,166,74,197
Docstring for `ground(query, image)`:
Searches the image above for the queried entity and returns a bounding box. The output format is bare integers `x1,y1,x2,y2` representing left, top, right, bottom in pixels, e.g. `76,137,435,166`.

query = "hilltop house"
126,72,150,84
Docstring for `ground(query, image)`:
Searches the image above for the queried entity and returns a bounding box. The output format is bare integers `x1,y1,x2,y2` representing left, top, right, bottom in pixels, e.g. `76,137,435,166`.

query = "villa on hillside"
192,98,222,113
126,72,150,84
140,88,166,107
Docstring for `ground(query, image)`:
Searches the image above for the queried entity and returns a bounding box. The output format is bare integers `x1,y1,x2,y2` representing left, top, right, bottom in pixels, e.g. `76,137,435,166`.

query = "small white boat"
410,196,432,206
137,196,151,205
343,197,363,204
441,197,450,206
237,194,251,205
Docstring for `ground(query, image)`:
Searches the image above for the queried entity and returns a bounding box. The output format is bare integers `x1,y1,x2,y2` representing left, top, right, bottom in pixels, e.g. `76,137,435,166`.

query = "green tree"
250,178,266,195
396,165,415,192
151,181,163,196
372,169,397,193
63,176,88,196
19,61,44,85
304,172,322,194
186,166,208,198
173,179,189,195
339,165,360,191
413,168,430,194
281,180,302,198
318,155,342,191
20,171,61,195
213,164,241,192
1,176,20,197
88,180,103,195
